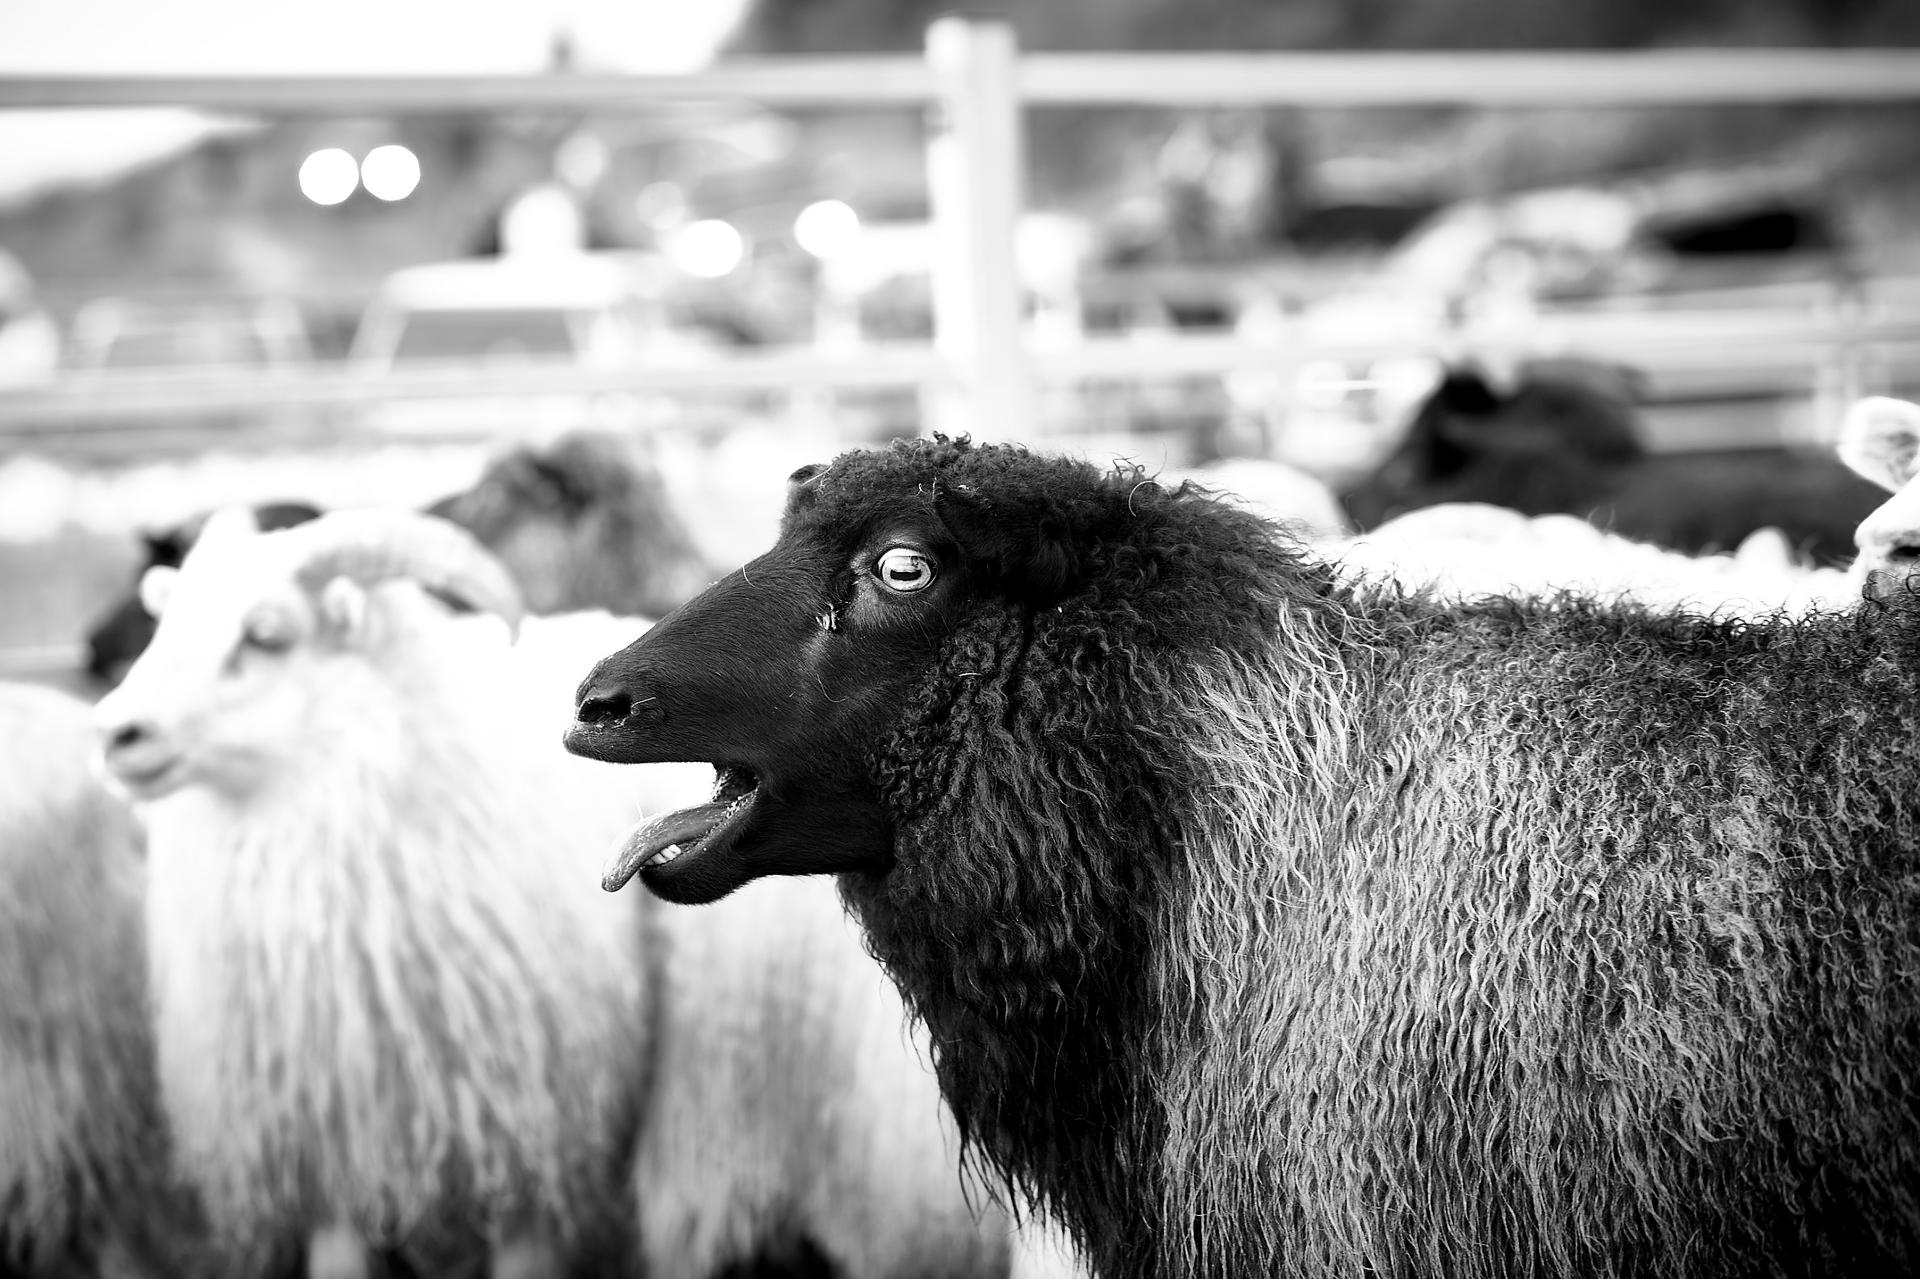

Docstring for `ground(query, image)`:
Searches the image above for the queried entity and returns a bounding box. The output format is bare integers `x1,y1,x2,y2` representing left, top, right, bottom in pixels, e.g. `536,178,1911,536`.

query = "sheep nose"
101,717,154,755
574,684,633,726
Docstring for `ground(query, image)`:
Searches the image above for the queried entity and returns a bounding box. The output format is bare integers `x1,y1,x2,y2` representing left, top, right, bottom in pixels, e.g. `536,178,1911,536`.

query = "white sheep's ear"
317,576,370,643
1837,397,1920,493
137,565,178,618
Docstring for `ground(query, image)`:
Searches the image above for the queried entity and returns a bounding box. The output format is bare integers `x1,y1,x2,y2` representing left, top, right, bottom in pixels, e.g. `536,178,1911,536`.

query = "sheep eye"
873,547,936,594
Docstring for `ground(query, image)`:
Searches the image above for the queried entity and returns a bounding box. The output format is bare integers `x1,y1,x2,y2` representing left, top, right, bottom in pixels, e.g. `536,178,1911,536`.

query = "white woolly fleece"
0,683,155,1270
1324,502,1857,617
138,604,677,1261
633,873,1012,1279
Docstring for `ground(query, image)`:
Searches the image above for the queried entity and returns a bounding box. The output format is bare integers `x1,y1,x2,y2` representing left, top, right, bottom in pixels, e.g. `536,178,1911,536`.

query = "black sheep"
567,436,1920,1279
1341,358,1886,562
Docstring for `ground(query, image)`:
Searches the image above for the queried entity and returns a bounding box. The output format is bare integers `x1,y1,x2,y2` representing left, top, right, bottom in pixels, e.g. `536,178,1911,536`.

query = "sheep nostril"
105,721,149,753
1887,544,1920,563
575,687,633,726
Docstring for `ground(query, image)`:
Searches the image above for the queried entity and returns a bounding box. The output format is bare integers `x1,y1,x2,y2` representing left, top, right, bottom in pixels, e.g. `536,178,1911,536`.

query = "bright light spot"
298,148,359,206
793,199,860,260
667,219,745,279
500,183,585,256
360,144,421,201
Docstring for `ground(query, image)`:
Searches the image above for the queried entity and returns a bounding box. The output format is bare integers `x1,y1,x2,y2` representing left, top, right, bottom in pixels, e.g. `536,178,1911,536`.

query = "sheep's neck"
846,557,1372,1278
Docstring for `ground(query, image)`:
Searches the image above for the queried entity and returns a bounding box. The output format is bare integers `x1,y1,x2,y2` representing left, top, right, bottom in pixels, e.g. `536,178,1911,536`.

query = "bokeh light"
793,199,861,260
499,183,586,256
360,144,421,201
666,219,746,278
297,148,359,206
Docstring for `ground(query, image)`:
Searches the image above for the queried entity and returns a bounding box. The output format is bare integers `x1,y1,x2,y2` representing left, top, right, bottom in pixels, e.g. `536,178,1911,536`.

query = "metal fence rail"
8,32,1920,681
6,29,1920,449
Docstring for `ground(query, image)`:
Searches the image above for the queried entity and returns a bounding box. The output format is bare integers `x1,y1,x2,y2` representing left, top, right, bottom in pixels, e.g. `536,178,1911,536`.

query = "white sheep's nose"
93,699,183,797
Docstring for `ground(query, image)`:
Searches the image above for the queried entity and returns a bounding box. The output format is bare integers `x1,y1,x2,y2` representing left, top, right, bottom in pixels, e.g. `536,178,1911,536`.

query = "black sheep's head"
563,437,1123,905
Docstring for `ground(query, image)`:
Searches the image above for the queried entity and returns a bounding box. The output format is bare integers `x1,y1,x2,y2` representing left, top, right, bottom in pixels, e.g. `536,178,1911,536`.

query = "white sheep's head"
94,505,524,802
1839,396,1920,603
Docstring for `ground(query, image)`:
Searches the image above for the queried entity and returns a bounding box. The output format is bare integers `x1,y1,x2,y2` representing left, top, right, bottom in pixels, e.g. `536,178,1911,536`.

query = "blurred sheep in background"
423,430,718,619
84,429,716,689
1339,355,1888,564
1836,395,1920,602
0,682,196,1279
92,509,672,1279
1327,500,1856,616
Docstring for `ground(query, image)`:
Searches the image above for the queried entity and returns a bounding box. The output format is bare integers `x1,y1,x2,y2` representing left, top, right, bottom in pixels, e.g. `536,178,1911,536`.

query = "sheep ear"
784,462,830,514
1838,397,1920,493
935,487,1079,606
137,565,178,618
317,576,370,642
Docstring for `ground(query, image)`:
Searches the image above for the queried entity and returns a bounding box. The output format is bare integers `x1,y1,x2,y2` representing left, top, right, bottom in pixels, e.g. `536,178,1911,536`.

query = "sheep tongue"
602,802,727,892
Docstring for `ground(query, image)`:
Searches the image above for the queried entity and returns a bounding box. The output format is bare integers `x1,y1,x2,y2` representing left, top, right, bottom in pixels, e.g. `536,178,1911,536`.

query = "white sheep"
1837,394,1920,602
633,874,1014,1279
0,681,189,1279
1322,499,1857,616
1157,457,1350,542
92,507,679,1279
94,506,1012,1279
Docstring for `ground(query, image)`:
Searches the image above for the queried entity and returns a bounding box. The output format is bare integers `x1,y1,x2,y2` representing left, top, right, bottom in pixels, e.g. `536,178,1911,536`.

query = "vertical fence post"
925,18,1034,442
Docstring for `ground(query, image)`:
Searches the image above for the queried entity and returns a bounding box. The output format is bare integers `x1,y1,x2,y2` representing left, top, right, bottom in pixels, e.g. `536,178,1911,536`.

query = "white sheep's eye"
873,547,937,593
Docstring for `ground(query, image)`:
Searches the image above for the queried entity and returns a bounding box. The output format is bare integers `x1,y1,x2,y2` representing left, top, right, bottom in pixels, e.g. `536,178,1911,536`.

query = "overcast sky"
0,0,752,201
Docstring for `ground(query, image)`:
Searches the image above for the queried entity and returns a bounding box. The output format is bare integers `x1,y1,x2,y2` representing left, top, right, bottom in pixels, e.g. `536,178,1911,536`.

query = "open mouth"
603,763,760,892
101,752,185,801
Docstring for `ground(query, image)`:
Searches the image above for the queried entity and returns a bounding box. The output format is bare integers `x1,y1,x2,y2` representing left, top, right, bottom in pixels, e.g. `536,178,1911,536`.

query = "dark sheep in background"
83,430,716,688
424,430,717,620
1339,356,1887,563
566,436,1920,1279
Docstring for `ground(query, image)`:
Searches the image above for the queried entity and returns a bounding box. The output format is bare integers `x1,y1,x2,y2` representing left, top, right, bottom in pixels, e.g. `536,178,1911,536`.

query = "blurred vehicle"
343,252,721,442
0,249,61,389
66,297,312,376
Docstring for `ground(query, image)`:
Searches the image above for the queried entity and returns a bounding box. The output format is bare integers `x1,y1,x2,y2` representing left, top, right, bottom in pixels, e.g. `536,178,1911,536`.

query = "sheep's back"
1154,600,1920,1279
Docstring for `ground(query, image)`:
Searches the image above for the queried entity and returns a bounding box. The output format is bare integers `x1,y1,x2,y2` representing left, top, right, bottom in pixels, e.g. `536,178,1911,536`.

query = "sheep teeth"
649,843,686,867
